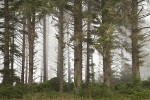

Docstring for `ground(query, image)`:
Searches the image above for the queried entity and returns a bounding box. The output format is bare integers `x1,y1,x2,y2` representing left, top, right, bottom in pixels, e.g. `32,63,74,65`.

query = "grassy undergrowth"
22,92,128,100
1,78,150,100
22,92,92,100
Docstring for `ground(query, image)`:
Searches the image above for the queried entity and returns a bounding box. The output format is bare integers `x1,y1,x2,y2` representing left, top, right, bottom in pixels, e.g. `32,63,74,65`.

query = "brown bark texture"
74,0,83,90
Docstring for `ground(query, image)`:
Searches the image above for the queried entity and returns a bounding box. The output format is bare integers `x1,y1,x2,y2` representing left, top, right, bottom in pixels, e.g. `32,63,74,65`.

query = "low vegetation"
0,78,150,100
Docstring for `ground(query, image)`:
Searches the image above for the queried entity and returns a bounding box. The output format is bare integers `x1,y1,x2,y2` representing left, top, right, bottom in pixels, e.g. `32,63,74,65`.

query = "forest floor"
2,87,150,100
1,79,150,100
22,92,130,100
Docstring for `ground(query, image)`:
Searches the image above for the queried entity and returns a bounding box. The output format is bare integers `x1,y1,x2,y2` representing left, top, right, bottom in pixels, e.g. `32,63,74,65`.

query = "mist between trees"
1,0,150,97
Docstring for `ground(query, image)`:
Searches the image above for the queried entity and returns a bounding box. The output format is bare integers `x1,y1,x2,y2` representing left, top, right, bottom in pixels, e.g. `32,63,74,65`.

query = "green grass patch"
1,80,150,99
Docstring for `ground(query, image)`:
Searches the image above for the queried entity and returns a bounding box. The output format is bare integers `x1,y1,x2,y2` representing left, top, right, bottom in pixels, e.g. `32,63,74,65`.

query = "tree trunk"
10,29,15,84
101,0,113,87
91,54,95,83
25,37,29,84
27,12,35,85
43,16,48,82
67,32,71,83
103,45,111,87
85,0,91,86
58,6,64,92
74,0,83,91
21,19,26,84
3,0,11,85
131,0,140,85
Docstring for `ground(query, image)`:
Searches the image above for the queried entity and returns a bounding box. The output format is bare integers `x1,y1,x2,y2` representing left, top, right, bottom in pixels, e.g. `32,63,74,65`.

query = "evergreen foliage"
0,0,150,99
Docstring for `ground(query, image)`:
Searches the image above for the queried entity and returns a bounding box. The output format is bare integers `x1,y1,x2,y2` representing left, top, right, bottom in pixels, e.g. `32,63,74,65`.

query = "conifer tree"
74,0,83,91
130,0,140,85
3,0,11,84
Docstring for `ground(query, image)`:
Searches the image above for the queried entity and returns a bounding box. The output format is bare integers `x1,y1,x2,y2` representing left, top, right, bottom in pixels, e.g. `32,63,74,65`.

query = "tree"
56,2,65,92
21,18,26,84
0,0,21,85
100,0,114,87
85,0,91,86
130,0,140,85
43,16,48,82
19,0,51,84
93,0,124,87
25,34,29,84
58,5,65,92
10,22,15,84
27,10,35,84
74,0,83,91
2,0,14,85
67,31,71,83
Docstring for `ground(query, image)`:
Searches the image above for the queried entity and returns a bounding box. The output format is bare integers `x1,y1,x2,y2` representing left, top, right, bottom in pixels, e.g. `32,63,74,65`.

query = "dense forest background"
1,0,150,99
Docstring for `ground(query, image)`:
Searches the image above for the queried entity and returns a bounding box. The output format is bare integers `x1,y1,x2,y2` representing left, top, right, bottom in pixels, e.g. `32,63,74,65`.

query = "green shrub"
79,84,114,99
114,83,135,95
34,77,73,92
33,82,51,92
142,80,150,89
130,89,150,100
64,82,74,92
114,82,150,99
0,84,28,99
48,77,60,91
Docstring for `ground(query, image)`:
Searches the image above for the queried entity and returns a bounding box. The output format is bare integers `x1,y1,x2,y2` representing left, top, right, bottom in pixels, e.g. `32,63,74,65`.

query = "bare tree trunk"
40,67,43,83
10,29,15,84
74,0,83,91
101,0,113,87
27,12,35,85
85,0,91,86
21,19,26,84
43,16,48,82
57,49,61,78
25,38,29,84
3,0,11,85
58,6,64,92
131,0,140,85
91,54,95,83
103,45,112,87
67,32,71,83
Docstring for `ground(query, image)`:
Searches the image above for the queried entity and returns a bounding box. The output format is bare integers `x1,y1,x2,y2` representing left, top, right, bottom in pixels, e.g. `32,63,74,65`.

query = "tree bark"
3,0,11,85
25,36,29,84
91,54,95,83
67,32,71,83
21,18,26,84
74,0,83,91
101,0,113,87
27,12,35,85
85,0,91,86
58,5,64,92
43,16,48,82
10,28,15,84
131,0,140,85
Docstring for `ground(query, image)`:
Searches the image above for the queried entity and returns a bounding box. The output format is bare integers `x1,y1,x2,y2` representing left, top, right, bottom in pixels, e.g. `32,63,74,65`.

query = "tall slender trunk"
40,67,43,83
101,0,113,87
131,0,140,85
10,30,15,84
85,0,91,86
21,19,26,84
103,45,112,87
74,0,83,91
25,37,29,84
3,0,11,84
27,12,35,85
58,6,64,92
43,16,48,82
57,50,61,78
67,32,71,83
91,54,95,83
